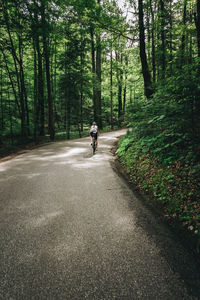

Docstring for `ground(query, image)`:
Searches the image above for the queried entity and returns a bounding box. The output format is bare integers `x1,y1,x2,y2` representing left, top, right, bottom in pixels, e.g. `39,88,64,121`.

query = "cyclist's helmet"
92,121,96,125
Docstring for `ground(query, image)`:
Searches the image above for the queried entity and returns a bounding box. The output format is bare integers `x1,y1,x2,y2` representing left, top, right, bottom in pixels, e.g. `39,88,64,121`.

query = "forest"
0,0,200,245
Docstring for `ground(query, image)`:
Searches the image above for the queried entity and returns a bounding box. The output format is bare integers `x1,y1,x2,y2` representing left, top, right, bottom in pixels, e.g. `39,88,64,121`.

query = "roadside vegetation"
118,68,200,248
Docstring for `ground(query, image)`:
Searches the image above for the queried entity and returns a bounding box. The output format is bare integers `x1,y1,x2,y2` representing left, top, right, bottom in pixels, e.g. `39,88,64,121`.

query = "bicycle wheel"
92,137,96,155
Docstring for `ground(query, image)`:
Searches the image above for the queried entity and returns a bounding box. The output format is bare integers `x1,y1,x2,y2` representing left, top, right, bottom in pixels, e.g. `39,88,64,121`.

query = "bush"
118,65,200,238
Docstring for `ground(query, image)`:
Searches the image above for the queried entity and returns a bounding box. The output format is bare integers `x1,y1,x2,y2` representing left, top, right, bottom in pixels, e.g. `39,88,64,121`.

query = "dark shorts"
90,132,98,140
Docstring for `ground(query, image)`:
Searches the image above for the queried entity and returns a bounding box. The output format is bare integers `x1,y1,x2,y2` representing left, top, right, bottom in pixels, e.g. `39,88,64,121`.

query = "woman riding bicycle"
90,121,98,148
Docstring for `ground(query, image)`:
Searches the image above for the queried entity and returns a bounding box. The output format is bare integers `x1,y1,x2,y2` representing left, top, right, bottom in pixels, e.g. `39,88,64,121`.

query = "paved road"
0,129,200,300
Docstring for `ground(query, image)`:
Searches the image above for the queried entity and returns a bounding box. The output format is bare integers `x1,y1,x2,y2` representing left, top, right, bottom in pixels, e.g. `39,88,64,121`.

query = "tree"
138,0,154,98
195,0,200,68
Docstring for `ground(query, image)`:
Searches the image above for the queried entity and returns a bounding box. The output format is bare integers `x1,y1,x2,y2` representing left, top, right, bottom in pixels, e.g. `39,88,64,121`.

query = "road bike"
91,134,96,155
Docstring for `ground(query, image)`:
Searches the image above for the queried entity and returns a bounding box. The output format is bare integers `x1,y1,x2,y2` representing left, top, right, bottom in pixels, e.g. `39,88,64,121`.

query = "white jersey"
90,125,98,134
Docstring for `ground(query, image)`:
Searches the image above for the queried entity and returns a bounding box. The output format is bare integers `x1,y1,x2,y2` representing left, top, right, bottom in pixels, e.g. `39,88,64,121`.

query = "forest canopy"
0,0,200,147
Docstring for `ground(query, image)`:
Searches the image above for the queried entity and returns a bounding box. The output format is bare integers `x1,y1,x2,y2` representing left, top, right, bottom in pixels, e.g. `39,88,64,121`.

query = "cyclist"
90,121,98,148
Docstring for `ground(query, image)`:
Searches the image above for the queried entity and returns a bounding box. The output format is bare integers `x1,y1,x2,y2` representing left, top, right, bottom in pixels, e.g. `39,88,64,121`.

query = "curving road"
0,129,200,299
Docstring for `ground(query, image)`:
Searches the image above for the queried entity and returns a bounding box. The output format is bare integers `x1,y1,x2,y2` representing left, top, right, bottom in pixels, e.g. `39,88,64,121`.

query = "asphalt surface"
0,129,200,300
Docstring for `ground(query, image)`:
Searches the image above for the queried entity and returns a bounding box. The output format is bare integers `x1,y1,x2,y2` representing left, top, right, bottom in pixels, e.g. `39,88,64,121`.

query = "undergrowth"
117,131,200,241
118,69,200,245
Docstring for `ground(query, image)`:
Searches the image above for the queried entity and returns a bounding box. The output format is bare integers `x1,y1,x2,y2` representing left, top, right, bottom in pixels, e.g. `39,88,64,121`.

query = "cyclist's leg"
90,133,93,144
95,134,98,148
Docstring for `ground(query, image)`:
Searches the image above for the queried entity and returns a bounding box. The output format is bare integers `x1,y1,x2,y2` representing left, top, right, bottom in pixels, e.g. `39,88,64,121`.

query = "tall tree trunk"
18,34,30,136
180,0,187,66
130,88,132,104
1,49,21,116
160,0,166,78
66,79,71,140
123,84,126,116
110,45,113,129
2,2,26,137
138,0,154,98
64,42,67,132
118,83,122,125
8,89,13,145
33,39,38,143
90,26,97,123
80,30,84,132
0,69,3,134
123,83,127,116
36,36,45,136
146,3,151,64
115,50,123,126
194,0,200,119
188,10,193,64
96,29,102,129
53,39,58,129
150,0,156,82
96,0,102,129
41,3,54,141
195,0,200,68
169,0,173,75
33,9,45,136
123,56,128,116
118,53,123,126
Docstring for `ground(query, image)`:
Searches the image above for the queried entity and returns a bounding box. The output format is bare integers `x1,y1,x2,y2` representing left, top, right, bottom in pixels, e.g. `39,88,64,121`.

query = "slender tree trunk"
160,0,166,78
110,45,113,129
41,3,54,141
138,0,154,98
123,55,128,116
51,38,59,130
33,39,38,142
169,0,173,75
2,2,27,137
118,84,122,125
35,35,45,136
8,89,13,145
146,3,151,64
66,78,71,140
44,41,55,141
80,85,83,133
180,0,187,66
188,10,193,64
0,69,3,133
195,0,200,118
96,0,102,129
80,31,84,132
18,34,30,136
90,26,97,123
118,53,123,126
1,49,21,116
195,0,200,68
96,29,102,129
123,84,126,116
64,42,67,131
53,39,59,129
115,50,123,126
150,0,156,82
130,88,132,104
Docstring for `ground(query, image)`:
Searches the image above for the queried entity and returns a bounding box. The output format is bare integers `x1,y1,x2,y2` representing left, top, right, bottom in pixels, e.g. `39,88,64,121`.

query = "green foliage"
118,62,200,238
118,130,200,237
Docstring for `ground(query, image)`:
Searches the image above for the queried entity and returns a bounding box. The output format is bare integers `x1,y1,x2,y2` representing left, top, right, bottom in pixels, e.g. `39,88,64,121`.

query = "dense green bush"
119,66,200,238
